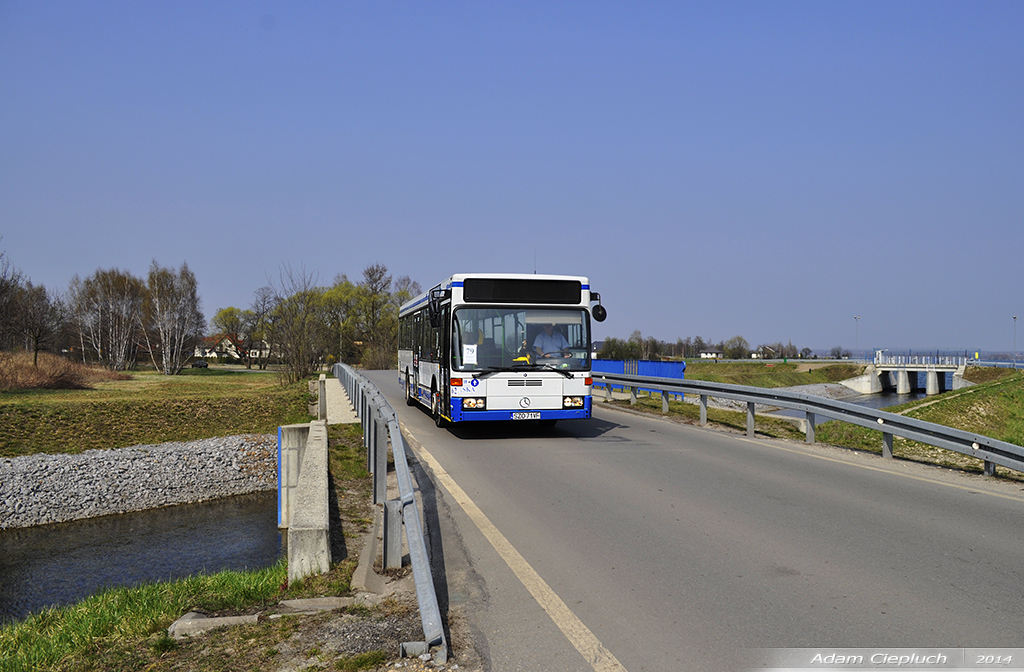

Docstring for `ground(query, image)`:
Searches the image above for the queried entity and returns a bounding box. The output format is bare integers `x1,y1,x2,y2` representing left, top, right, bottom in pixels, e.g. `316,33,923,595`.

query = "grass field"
682,361,864,387
0,366,313,458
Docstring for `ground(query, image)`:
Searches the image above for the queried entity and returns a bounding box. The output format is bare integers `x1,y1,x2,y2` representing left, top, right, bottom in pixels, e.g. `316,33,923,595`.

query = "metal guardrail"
333,364,447,663
593,372,1024,477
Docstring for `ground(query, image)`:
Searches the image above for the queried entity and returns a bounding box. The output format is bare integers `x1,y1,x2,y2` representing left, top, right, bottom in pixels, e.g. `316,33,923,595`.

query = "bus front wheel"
432,390,447,428
406,373,416,406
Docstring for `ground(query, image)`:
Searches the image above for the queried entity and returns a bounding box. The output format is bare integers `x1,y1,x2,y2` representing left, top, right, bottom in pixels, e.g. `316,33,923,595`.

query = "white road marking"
403,426,629,672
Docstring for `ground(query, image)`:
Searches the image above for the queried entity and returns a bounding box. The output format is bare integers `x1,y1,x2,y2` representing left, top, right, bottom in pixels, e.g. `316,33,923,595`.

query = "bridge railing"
332,363,447,663
592,372,1024,477
873,352,968,367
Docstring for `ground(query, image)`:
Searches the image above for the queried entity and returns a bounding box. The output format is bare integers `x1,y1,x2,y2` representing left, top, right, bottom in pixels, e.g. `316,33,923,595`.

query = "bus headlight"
463,398,486,410
563,396,584,408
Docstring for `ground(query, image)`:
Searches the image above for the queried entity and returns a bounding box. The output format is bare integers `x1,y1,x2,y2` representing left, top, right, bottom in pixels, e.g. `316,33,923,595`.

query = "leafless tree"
146,261,205,375
269,267,329,384
0,249,25,350
68,268,146,370
249,286,276,370
17,282,65,366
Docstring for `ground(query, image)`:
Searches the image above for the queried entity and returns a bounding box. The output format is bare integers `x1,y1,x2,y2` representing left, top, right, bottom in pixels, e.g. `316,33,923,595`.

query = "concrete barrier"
839,365,884,394
278,423,311,529
279,419,332,584
953,365,975,391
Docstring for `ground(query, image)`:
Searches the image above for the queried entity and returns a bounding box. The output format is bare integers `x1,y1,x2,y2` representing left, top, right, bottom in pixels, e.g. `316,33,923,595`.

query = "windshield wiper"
509,363,574,379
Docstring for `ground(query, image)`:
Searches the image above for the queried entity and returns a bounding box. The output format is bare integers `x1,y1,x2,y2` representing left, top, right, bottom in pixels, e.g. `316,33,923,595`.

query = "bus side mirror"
428,288,449,328
591,292,607,322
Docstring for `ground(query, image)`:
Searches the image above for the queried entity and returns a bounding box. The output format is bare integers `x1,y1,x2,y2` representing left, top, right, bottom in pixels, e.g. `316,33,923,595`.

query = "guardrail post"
384,500,403,570
984,460,995,477
605,383,612,401
374,406,387,505
700,395,708,426
365,396,374,473
746,402,755,437
318,373,327,420
630,386,637,405
662,391,669,414
805,412,816,444
882,432,893,459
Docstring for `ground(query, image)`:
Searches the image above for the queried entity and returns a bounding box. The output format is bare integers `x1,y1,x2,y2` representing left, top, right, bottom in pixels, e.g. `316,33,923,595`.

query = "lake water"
0,491,283,623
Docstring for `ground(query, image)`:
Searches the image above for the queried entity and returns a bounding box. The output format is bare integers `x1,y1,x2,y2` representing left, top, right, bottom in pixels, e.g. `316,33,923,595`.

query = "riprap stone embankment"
1,435,277,530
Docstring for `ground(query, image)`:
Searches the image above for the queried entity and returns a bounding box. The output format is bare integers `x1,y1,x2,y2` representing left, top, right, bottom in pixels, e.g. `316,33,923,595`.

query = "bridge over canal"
842,352,973,396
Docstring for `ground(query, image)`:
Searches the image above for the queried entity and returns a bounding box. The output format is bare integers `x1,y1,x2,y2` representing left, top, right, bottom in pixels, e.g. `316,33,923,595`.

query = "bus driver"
534,323,571,359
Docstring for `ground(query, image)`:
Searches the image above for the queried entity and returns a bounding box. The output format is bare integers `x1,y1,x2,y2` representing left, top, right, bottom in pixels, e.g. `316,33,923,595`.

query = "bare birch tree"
146,261,205,375
68,269,146,370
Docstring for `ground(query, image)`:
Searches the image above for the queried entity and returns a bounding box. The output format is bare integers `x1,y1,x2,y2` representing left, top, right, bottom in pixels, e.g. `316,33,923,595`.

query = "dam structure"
841,351,973,396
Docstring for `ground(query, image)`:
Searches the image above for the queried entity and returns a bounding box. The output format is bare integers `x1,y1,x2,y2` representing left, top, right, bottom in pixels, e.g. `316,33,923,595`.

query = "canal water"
0,490,283,623
769,371,953,420
836,370,955,410
836,389,929,409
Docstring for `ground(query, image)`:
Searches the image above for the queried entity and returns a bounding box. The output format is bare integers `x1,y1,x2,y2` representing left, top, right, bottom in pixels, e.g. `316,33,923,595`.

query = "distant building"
195,335,270,361
699,349,723,359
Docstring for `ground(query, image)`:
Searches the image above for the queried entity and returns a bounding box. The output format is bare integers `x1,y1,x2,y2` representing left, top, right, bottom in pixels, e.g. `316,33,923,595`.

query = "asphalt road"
363,370,1024,671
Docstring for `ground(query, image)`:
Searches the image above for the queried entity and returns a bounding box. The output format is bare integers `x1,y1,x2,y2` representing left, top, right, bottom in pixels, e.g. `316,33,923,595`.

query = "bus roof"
400,273,592,316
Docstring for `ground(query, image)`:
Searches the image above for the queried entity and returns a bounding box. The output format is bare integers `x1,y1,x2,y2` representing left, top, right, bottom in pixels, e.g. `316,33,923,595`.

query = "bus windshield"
452,307,590,372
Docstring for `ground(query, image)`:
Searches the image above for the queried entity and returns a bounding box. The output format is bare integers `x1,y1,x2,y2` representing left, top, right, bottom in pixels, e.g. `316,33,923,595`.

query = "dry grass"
0,351,130,391
0,362,312,458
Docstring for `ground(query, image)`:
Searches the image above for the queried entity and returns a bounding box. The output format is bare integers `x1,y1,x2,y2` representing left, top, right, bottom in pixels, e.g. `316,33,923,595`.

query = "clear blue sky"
2,2,1022,354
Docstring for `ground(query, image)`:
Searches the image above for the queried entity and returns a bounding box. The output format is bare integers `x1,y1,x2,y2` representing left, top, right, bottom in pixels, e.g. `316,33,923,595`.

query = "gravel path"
0,435,277,530
778,382,860,400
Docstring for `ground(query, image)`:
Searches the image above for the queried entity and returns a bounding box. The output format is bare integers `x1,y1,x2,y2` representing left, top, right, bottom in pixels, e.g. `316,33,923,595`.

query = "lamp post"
1014,316,1018,370
854,316,861,362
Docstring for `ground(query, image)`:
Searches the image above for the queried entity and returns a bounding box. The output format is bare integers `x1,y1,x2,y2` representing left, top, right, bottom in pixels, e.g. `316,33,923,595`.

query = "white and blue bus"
398,273,607,427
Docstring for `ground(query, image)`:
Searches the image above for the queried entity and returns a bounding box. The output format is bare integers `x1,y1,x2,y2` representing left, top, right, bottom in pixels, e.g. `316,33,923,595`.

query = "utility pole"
1014,316,1018,370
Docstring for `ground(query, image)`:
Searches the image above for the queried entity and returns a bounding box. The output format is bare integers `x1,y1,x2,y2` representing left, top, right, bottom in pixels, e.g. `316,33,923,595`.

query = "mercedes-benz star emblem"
519,397,531,408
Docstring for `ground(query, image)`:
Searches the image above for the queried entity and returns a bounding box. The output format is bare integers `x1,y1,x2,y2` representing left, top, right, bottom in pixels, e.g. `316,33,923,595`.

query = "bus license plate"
512,412,541,420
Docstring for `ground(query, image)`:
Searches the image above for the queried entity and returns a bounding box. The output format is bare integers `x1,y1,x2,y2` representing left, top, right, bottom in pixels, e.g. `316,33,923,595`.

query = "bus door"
439,304,450,413
412,311,422,399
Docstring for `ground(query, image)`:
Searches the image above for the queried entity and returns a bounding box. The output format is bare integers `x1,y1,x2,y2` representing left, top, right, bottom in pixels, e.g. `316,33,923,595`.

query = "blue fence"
591,360,686,393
